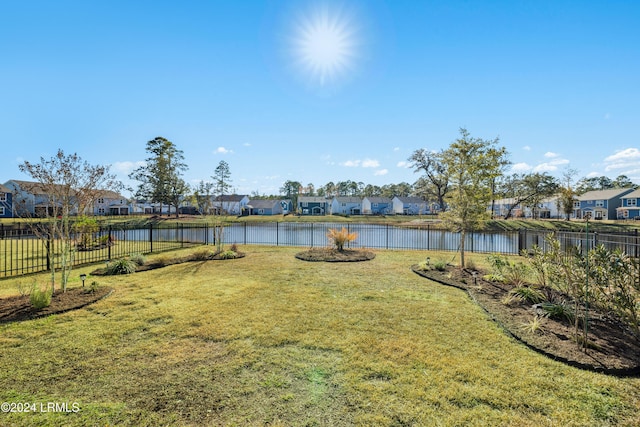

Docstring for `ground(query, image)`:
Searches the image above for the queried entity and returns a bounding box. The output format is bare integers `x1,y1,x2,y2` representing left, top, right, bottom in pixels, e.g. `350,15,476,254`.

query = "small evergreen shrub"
510,286,545,304
85,281,101,294
219,250,238,259
105,258,137,275
30,284,52,309
129,253,146,266
539,300,575,323
433,260,447,271
519,315,546,335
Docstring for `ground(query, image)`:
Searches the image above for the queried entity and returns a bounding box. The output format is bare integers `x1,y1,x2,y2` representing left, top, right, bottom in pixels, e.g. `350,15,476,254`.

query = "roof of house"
0,184,10,193
6,179,77,196
94,189,127,200
620,188,640,199
247,199,278,209
215,194,248,202
576,188,635,201
332,196,362,203
364,196,393,203
394,196,425,204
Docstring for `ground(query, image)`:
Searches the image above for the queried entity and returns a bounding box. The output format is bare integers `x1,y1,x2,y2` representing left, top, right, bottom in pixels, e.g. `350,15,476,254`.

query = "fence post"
386,223,389,250
149,223,154,253
244,222,247,245
107,225,112,261
311,223,314,248
180,223,184,248
276,221,279,247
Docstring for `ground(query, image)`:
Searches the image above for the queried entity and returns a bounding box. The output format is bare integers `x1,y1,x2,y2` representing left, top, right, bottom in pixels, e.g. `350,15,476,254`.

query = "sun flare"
291,5,358,86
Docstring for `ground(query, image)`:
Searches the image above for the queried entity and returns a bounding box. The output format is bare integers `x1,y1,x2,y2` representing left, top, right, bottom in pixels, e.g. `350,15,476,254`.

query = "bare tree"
18,149,121,293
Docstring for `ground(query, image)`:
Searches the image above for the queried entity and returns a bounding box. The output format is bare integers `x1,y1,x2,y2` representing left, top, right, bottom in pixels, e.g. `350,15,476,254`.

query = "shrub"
519,315,546,335
30,284,52,309
483,273,506,283
502,261,531,287
230,243,239,252
192,248,213,261
510,286,545,304
85,281,100,294
129,253,146,266
433,260,447,271
105,258,137,275
539,300,575,324
219,250,237,260
326,227,358,252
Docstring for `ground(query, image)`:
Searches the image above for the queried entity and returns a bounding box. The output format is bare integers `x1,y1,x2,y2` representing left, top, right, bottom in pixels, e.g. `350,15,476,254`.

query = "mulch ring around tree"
0,286,113,324
412,266,640,376
295,248,376,262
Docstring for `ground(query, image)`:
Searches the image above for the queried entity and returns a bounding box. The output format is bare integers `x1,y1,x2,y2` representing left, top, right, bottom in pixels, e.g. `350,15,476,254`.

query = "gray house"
362,196,393,215
330,197,362,215
392,196,428,215
575,188,635,220
246,199,292,216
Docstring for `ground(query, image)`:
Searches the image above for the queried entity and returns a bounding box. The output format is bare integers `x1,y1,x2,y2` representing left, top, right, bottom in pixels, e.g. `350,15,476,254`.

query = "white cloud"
533,158,569,173
604,148,640,172
361,158,380,168
342,160,360,167
393,147,400,152
215,146,233,154
374,169,388,176
544,151,559,158
112,160,145,174
510,162,532,172
523,146,531,151
341,158,380,168
396,161,410,168
243,143,252,147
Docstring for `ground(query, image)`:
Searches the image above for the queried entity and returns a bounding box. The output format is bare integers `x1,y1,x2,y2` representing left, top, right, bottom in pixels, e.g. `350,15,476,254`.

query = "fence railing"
1,222,639,278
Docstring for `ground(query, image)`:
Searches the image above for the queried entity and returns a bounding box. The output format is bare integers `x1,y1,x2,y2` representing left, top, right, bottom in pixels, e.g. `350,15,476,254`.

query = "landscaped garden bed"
412,260,640,375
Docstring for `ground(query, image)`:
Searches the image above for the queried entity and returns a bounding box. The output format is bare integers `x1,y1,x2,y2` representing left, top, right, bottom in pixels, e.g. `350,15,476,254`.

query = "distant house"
246,199,292,216
362,196,393,215
575,188,635,220
536,195,563,219
0,184,13,218
298,196,329,215
91,190,130,216
211,195,250,215
489,198,523,218
3,179,80,217
330,197,362,215
392,196,428,215
617,189,640,220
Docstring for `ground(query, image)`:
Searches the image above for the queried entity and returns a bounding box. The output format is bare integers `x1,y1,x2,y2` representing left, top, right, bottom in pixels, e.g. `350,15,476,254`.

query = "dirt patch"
412,266,640,375
295,248,376,262
0,286,113,324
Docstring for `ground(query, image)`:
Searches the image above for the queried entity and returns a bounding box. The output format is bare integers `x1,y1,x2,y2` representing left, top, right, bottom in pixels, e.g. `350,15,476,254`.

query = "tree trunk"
459,230,466,268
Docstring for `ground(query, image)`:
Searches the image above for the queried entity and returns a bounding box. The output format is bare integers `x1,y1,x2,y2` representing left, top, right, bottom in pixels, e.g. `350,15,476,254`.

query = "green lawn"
0,246,639,426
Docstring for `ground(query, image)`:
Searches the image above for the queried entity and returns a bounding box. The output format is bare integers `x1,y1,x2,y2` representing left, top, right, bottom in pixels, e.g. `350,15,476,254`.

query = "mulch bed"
412,266,640,376
295,248,376,262
0,286,113,324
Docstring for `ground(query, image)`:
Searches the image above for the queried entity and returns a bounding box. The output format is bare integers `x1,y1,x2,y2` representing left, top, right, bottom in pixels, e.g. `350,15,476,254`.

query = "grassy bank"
1,246,639,426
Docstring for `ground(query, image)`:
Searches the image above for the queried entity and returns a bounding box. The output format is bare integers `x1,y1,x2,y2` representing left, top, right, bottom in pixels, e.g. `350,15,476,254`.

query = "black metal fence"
1,222,639,278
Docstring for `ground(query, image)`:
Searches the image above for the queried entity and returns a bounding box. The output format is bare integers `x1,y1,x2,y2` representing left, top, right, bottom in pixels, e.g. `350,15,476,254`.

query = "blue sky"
2,0,639,196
